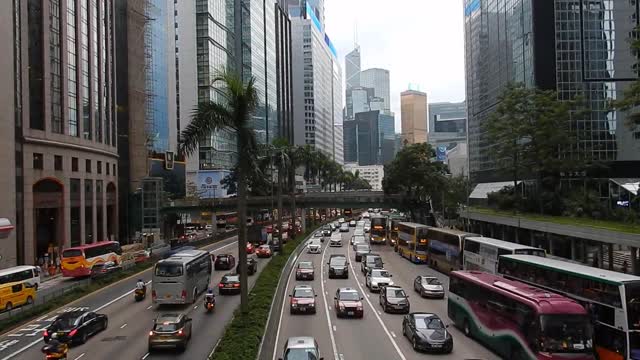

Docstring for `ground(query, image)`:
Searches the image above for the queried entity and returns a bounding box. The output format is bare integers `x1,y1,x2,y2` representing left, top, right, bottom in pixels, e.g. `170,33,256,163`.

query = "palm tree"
179,70,259,313
271,138,290,240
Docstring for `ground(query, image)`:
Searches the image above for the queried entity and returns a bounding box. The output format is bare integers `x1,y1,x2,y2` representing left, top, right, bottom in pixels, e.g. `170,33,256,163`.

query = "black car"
379,286,410,314
327,255,349,279
44,310,108,345
214,254,236,270
295,261,315,280
90,261,122,278
236,257,258,276
402,313,453,353
321,226,332,237
360,253,383,274
218,274,241,295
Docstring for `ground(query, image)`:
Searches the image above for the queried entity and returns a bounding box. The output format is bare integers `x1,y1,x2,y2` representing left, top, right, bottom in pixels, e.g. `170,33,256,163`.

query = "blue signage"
436,146,447,162
324,34,337,59
306,3,322,32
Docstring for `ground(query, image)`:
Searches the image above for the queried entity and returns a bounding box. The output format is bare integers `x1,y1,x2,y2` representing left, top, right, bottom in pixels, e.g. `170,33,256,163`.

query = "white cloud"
324,0,466,132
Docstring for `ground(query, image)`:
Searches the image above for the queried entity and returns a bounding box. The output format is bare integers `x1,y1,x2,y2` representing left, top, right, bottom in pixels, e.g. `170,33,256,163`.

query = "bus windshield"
63,249,83,258
155,262,183,277
626,282,640,330
539,314,593,353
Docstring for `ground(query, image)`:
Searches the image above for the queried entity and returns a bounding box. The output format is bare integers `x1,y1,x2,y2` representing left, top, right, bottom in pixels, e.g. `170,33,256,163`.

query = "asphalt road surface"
2,235,271,360
272,226,501,360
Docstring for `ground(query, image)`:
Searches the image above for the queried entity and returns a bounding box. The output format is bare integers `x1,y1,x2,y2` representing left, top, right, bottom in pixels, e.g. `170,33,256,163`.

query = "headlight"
389,280,395,285
310,303,315,307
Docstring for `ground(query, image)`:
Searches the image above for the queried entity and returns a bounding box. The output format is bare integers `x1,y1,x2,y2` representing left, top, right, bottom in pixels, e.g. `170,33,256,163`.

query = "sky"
324,0,466,132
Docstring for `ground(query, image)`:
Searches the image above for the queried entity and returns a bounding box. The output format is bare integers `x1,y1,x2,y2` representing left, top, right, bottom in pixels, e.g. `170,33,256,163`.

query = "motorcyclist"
204,288,215,306
43,333,67,357
135,279,146,293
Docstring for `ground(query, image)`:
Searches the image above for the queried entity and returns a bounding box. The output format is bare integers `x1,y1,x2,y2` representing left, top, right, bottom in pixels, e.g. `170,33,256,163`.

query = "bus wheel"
463,319,471,337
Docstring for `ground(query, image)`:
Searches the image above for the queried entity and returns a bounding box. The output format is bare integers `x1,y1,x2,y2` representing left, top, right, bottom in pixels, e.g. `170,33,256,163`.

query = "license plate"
165,295,171,298
347,311,354,316
300,308,307,312
57,332,64,337
432,344,442,348
226,285,233,288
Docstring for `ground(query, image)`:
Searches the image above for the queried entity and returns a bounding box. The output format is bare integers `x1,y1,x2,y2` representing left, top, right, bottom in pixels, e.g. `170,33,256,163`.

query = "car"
148,313,193,352
366,268,394,292
313,231,323,239
414,276,445,299
90,261,122,278
330,222,339,231
307,240,322,254
338,218,345,224
214,254,236,270
236,257,258,275
329,233,342,247
295,261,315,280
379,285,410,313
322,225,332,237
246,242,255,254
402,312,452,353
356,220,365,228
43,310,108,345
351,234,366,247
354,243,371,262
361,253,383,274
339,223,349,232
256,244,272,258
218,274,241,294
327,255,349,279
278,336,323,360
289,285,317,314
334,288,364,318
362,212,371,219
349,220,356,227
353,228,365,237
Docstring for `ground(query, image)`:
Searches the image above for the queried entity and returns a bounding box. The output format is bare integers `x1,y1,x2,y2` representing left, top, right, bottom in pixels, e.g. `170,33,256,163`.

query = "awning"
469,181,521,199
610,178,640,196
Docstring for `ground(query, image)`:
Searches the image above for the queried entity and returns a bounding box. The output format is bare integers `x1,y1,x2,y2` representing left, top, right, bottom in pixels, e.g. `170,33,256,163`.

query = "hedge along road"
0,235,247,360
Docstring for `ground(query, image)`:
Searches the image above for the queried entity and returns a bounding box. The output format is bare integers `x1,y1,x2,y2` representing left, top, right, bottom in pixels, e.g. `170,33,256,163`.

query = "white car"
307,240,322,254
351,234,366,246
338,218,345,224
349,220,356,227
356,220,365,227
353,228,365,237
339,223,349,232
363,224,371,233
329,233,342,247
366,269,394,292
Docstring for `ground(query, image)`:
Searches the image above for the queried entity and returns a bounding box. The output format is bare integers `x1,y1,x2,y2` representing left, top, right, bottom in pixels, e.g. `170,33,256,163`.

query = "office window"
72,157,79,172
54,155,63,171
85,159,91,173
97,161,102,174
33,153,43,169
112,163,116,176
106,162,109,175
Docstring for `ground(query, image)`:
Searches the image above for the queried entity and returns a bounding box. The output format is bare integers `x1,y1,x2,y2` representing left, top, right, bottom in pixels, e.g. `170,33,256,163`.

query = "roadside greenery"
211,230,311,360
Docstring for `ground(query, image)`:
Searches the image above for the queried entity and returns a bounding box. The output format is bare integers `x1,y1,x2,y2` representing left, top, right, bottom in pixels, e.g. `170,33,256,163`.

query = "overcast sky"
324,0,466,132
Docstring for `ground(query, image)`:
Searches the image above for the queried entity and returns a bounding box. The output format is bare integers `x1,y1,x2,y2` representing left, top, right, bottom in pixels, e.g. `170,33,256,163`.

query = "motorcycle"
204,296,215,313
41,342,68,360
134,287,146,302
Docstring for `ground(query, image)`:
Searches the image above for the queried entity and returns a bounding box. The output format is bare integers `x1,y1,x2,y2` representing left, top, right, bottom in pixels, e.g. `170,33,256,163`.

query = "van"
0,281,36,311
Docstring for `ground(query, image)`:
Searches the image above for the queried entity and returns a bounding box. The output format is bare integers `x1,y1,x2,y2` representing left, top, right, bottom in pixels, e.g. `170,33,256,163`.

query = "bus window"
63,249,83,258
594,324,626,358
155,262,183,277
627,282,640,330
464,240,480,254
12,283,22,293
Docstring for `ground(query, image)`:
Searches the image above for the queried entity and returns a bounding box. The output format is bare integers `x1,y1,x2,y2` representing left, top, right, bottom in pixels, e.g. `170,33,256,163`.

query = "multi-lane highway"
1,235,269,360
272,225,501,360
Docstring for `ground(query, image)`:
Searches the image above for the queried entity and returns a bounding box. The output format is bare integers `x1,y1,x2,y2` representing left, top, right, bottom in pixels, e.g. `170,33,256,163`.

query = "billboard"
195,170,232,199
436,146,447,162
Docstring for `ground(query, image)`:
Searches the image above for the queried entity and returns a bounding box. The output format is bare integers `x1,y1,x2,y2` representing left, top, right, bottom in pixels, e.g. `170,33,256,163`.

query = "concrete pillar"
608,243,614,271
301,208,306,233
80,178,86,245
490,224,495,238
514,228,520,244
596,243,603,268
548,233,554,256
501,225,506,241
631,247,638,275
570,238,577,261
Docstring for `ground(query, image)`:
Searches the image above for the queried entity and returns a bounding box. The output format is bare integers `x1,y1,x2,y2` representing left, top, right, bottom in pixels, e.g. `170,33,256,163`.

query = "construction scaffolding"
143,0,159,152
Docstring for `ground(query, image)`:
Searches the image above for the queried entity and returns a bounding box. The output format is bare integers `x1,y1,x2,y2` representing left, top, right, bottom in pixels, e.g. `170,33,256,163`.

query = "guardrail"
0,230,238,322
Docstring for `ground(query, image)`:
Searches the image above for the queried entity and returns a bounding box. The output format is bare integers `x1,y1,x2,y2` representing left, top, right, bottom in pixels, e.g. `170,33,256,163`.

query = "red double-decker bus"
448,270,595,360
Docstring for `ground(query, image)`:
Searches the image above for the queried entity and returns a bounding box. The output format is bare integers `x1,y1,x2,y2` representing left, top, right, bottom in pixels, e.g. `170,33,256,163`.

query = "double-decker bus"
463,236,545,274
448,270,595,360
387,215,406,249
498,254,640,360
369,215,387,245
396,222,430,263
61,241,122,277
426,228,477,274
152,249,211,305
343,208,353,219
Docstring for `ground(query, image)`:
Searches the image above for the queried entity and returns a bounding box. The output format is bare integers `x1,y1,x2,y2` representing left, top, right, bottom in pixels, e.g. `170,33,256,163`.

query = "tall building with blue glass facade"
464,0,640,182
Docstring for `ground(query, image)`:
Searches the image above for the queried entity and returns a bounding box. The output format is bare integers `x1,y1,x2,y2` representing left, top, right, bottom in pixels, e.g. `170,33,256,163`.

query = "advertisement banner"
196,170,231,198
436,146,447,162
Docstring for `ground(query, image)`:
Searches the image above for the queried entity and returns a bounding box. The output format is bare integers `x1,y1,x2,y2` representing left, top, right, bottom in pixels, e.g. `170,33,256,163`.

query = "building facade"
464,0,640,182
344,163,384,191
345,46,360,89
428,101,467,149
3,0,118,266
360,68,391,115
401,90,428,145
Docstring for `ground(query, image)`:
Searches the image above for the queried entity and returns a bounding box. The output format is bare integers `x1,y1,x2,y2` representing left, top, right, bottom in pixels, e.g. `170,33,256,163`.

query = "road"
272,226,501,360
2,235,270,360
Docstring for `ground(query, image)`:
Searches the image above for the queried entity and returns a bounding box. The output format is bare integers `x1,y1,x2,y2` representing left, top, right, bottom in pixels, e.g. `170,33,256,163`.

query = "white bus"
0,266,41,290
462,236,545,274
152,249,211,305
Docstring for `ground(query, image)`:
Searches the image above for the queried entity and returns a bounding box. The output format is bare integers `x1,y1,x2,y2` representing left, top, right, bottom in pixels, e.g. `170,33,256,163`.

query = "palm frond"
180,101,234,156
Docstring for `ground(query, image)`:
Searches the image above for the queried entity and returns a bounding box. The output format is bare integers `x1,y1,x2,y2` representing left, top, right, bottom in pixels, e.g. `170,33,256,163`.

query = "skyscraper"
428,101,466,149
344,111,380,166
401,90,428,145
345,46,361,89
332,57,344,165
360,68,391,115
464,0,640,182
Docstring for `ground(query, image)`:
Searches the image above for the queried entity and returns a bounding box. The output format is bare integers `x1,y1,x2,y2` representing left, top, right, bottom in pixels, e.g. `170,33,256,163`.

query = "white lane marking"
120,324,127,329
0,239,239,360
339,354,345,360
320,237,340,360
73,353,85,360
328,306,332,310
377,310,382,315
194,305,198,310
271,238,300,360
146,305,153,310
366,294,370,298
347,244,407,360
391,331,397,338
332,325,336,332
141,353,150,360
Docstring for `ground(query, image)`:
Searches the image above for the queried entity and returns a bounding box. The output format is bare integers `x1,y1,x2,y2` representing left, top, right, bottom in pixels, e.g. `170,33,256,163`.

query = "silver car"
350,234,366,246
307,240,322,254
329,233,342,247
354,244,371,262
279,336,323,360
366,268,394,292
414,276,445,299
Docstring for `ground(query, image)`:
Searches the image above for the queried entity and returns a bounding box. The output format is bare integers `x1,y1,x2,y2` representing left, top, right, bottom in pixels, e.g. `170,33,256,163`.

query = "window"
72,157,79,172
54,155,63,171
33,153,43,169
106,162,109,175
97,161,102,174
112,163,116,176
85,159,91,173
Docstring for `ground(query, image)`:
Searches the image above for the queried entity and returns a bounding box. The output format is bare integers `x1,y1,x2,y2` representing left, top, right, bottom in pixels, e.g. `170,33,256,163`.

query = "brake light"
69,329,77,337
291,298,298,304
181,290,187,299
43,330,48,337
233,283,240,288
152,290,156,299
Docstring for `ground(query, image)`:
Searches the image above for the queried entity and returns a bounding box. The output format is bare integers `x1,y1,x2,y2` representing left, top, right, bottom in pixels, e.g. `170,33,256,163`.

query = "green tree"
270,138,291,238
612,29,640,129
179,70,258,313
485,83,583,214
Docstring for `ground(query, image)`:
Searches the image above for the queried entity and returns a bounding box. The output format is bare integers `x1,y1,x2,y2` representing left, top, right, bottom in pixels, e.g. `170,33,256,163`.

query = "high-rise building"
344,163,384,191
345,46,360,89
428,101,466,149
343,111,380,166
333,124,344,165
360,68,391,115
401,90,428,145
2,0,118,266
464,0,640,182
332,58,344,165
291,0,343,161
346,86,374,120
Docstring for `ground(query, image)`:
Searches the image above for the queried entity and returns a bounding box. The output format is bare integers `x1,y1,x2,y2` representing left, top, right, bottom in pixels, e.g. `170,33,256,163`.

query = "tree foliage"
611,28,640,129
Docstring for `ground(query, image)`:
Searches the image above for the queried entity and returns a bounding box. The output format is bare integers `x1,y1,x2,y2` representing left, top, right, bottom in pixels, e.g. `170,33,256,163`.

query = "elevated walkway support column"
570,238,576,261
301,208,306,233
631,247,638,275
608,243,614,271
